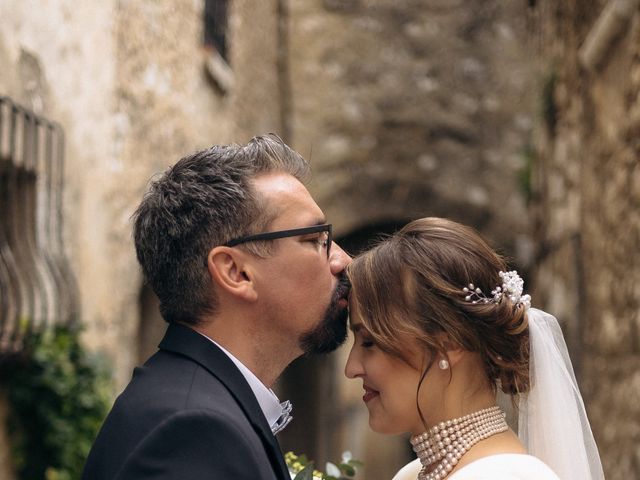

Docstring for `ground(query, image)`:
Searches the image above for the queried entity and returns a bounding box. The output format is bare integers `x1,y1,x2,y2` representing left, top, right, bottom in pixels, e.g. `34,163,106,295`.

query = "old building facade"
3,1,633,479
531,1,640,478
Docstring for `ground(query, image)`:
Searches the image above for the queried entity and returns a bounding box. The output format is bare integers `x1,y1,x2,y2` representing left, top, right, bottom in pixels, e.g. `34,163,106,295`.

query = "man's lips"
363,386,379,403
333,275,351,308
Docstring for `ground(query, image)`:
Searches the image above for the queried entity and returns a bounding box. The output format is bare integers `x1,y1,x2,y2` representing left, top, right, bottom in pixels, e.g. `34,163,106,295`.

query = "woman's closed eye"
351,323,376,349
357,333,375,349
361,339,375,348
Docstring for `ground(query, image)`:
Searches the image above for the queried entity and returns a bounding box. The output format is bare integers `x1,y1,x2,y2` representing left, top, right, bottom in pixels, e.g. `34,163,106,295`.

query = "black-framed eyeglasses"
225,224,333,259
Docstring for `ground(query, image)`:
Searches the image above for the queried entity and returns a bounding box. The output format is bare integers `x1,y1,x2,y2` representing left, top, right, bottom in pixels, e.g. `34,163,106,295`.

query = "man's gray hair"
132,134,310,325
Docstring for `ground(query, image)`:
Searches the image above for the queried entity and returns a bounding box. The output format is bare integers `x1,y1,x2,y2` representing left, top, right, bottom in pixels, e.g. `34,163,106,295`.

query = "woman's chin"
368,418,405,436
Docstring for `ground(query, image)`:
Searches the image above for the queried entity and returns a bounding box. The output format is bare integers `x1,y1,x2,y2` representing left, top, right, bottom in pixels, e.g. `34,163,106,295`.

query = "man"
82,134,351,479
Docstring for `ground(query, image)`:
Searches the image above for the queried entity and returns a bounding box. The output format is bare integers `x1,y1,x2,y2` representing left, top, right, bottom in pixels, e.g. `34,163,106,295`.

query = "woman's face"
344,301,427,435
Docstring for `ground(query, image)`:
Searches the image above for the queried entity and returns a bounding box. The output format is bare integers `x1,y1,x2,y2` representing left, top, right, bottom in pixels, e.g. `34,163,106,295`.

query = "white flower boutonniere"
285,451,362,480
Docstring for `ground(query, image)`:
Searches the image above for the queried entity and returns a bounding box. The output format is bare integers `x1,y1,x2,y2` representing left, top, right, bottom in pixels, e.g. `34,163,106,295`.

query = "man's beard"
299,274,350,354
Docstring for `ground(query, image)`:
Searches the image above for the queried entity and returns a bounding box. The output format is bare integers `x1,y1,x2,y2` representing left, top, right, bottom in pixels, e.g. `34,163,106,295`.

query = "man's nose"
330,242,351,275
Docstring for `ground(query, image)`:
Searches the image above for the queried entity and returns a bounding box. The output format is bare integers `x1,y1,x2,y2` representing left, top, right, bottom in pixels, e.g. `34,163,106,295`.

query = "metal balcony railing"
0,96,79,355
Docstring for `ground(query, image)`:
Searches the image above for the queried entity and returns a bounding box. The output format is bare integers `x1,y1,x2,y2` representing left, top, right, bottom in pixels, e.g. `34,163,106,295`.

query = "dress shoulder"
448,454,560,480
391,455,560,480
392,459,422,480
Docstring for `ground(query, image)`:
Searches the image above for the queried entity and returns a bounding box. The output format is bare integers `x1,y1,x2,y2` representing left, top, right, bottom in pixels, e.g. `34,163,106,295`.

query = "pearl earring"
438,359,449,370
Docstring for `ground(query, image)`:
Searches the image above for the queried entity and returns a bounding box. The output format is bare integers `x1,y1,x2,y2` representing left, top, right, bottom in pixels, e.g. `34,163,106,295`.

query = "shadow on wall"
137,284,167,366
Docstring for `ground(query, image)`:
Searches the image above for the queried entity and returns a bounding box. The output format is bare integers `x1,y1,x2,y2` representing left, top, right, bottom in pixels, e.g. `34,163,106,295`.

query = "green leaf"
2,325,113,480
339,463,356,476
294,464,317,480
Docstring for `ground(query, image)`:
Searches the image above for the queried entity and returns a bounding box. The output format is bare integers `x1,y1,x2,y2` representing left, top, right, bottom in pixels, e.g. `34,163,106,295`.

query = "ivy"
0,326,112,480
518,142,535,205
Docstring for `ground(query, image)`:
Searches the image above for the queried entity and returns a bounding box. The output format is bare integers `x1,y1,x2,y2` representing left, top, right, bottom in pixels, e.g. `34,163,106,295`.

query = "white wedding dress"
392,454,560,480
391,309,604,480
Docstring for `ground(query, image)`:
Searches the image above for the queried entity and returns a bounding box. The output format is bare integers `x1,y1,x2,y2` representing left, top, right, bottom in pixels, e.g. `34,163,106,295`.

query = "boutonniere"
286,451,363,480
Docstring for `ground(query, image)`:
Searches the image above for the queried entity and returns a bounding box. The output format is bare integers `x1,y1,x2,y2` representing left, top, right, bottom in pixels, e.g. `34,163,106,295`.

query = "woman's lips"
363,386,379,403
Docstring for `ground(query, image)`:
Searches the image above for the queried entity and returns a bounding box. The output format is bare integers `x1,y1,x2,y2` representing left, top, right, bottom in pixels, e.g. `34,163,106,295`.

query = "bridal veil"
517,308,605,480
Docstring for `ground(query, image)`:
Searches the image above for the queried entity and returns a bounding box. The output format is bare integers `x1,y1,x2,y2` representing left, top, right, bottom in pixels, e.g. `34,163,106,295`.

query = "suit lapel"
159,324,290,480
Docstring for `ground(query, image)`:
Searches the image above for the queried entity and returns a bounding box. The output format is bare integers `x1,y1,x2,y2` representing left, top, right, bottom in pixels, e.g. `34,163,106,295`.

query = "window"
203,0,233,93
0,96,78,354
204,0,230,62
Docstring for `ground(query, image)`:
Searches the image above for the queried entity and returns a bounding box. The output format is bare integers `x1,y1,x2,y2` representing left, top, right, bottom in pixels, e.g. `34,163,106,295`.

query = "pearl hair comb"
462,270,531,310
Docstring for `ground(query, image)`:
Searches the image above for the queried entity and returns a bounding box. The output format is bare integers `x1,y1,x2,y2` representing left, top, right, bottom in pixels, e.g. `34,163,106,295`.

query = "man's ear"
207,246,258,302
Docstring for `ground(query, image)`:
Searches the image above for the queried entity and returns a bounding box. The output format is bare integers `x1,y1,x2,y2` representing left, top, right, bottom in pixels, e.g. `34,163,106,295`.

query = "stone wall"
93,0,233,387
531,1,640,478
0,0,120,406
0,0,296,473
0,0,233,389
1,1,540,479
229,0,284,138
281,1,537,477
288,0,534,253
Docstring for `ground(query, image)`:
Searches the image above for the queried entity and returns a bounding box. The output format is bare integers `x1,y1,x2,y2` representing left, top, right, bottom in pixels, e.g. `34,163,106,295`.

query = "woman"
345,217,604,480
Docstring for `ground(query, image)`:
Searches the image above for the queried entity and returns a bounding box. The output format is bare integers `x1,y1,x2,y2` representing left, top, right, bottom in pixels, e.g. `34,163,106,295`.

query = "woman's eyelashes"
351,323,376,348
359,333,375,348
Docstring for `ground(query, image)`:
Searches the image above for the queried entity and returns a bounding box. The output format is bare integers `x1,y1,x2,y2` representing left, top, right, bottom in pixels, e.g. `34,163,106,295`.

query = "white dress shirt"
197,332,285,431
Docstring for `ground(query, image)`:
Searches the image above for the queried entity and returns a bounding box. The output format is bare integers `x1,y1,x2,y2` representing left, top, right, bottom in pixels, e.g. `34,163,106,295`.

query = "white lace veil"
517,308,605,480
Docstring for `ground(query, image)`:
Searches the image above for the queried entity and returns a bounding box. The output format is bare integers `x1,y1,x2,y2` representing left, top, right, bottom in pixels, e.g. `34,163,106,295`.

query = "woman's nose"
344,346,362,379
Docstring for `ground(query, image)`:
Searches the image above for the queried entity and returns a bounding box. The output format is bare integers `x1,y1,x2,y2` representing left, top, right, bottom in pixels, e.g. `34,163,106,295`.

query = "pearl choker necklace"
410,406,508,480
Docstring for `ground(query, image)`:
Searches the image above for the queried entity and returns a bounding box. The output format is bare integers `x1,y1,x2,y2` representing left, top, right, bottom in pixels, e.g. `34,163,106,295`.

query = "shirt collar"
197,332,284,430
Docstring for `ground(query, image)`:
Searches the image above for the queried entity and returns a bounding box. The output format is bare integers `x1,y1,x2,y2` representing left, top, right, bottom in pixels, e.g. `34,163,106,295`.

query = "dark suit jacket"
82,323,291,480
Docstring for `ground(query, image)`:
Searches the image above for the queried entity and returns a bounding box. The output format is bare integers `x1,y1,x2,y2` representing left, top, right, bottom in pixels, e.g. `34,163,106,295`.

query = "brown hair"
347,217,530,397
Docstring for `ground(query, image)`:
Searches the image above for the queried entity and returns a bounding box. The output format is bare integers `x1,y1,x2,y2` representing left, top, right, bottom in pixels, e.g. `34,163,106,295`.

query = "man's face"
250,172,351,355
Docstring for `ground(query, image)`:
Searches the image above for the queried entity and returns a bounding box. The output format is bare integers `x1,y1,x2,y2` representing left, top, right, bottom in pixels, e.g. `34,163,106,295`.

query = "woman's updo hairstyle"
347,217,530,396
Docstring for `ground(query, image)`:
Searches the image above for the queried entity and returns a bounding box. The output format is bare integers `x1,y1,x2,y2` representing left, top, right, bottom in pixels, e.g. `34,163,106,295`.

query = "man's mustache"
333,273,351,303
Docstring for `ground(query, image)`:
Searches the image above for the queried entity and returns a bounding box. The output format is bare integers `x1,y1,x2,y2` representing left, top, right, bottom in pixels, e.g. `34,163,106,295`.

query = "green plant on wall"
519,142,535,205
0,326,112,480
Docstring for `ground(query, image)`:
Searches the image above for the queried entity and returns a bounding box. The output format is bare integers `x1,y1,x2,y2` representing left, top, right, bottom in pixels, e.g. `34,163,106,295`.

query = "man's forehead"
251,171,306,195
252,172,325,224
